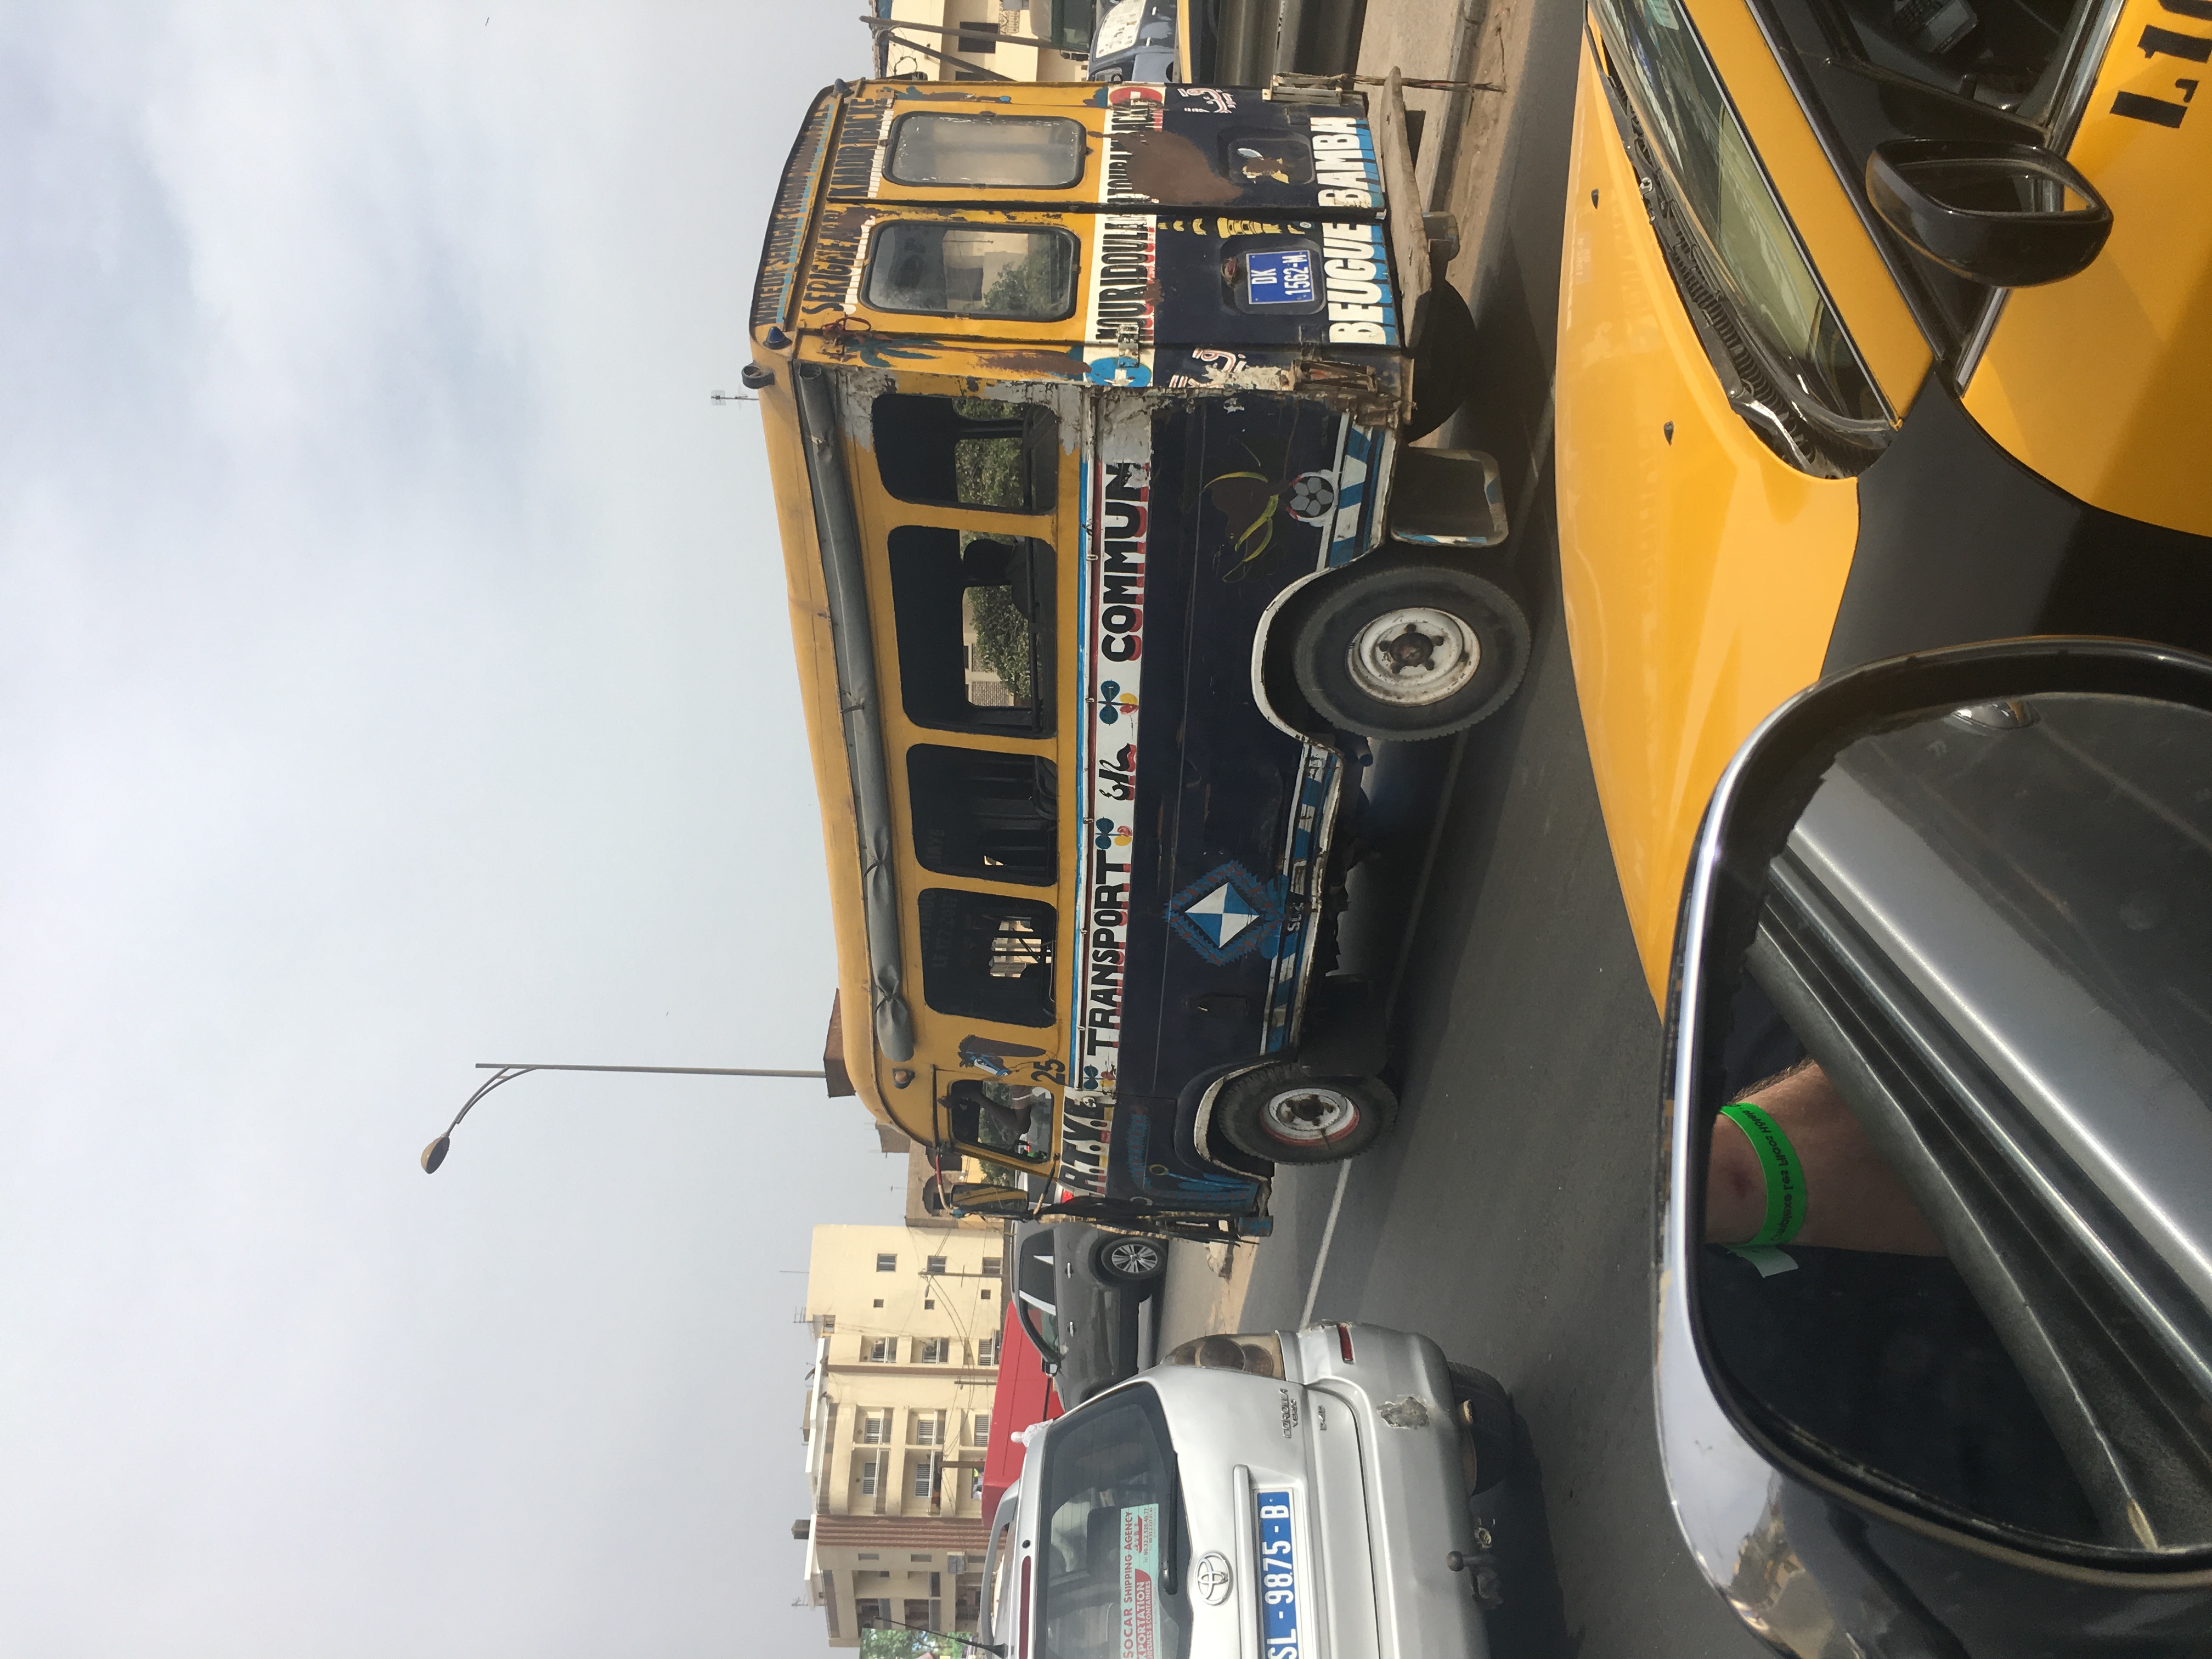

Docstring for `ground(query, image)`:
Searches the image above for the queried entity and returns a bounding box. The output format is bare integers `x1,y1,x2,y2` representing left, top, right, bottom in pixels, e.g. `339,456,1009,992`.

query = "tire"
1292,561,1529,741
1215,1064,1397,1165
1447,1362,1517,1496
1092,1233,1167,1286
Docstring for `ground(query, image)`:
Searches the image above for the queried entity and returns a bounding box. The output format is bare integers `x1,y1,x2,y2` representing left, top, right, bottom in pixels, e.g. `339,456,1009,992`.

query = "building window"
856,1598,891,1629
956,18,999,53
983,1256,1002,1275
924,1299,936,1310
981,1288,993,1300
858,1553,879,1562
876,1254,898,1272
912,1459,937,1499
914,1410,945,1446
867,1337,896,1363
905,1598,935,1627
859,1456,882,1497
977,1334,999,1367
911,1552,934,1564
859,1409,891,1444
872,1298,884,1308
972,1411,991,1445
918,1336,950,1364
819,1314,836,1331
926,1255,949,1275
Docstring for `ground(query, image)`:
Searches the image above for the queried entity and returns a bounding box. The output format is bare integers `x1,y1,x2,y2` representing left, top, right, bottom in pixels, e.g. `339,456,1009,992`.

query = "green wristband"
1720,1101,1806,1247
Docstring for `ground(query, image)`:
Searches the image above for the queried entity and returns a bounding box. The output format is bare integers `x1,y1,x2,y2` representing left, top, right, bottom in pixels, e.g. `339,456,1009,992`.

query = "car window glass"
1590,0,1891,475
1022,1293,1063,1355
866,222,1078,320
888,114,1086,189
1747,0,2112,348
888,528,1056,737
1037,1387,1191,1659
1698,693,2212,1555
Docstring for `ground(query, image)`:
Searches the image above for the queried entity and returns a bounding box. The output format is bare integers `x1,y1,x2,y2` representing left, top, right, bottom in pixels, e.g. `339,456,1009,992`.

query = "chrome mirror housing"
1661,638,2212,1657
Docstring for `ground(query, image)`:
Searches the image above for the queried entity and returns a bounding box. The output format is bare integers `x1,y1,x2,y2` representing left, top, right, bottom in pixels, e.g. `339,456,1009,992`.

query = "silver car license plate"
1256,1488,1301,1659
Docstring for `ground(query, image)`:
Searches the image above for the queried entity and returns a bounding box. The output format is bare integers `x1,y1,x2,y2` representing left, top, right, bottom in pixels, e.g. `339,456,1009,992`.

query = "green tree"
967,585,1032,703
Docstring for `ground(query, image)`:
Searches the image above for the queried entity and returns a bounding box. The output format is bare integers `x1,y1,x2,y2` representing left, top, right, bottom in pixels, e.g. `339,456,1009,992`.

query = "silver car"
983,1321,1514,1659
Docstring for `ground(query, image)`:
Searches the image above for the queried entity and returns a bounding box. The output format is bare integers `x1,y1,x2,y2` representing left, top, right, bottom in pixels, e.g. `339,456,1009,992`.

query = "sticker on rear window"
1121,1502,1159,1659
1244,249,1316,307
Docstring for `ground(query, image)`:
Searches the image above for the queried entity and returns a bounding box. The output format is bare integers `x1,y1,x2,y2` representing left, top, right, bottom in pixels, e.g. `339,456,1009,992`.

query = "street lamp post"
420,1062,827,1172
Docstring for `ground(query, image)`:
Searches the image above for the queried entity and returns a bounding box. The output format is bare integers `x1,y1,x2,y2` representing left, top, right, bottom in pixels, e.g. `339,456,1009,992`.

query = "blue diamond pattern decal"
1165,860,1281,965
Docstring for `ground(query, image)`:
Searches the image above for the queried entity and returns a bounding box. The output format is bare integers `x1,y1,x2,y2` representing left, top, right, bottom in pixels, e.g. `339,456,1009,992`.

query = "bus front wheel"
1216,1064,1396,1165
1293,561,1528,741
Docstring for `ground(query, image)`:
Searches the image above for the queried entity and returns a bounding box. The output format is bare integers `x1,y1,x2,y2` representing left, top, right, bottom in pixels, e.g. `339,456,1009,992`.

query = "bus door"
818,81,1404,388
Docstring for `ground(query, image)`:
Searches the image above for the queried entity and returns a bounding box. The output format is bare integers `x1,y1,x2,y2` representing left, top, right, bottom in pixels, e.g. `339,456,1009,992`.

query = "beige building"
797,1224,1008,1646
871,0,1091,82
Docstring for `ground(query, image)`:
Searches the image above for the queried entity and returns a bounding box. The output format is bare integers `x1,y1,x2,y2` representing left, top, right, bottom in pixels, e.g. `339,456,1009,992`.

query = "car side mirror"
1660,638,2212,1658
1866,139,2112,287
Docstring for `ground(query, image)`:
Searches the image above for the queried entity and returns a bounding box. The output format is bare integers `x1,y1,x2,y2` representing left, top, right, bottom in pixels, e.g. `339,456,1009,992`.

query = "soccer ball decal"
1286,471,1336,523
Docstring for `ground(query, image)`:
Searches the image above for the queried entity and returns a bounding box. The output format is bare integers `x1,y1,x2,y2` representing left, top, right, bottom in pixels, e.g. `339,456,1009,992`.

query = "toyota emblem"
1193,1551,1233,1605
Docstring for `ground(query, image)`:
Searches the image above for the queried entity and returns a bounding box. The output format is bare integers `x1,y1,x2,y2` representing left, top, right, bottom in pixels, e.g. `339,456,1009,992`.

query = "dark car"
1010,1221,1165,1407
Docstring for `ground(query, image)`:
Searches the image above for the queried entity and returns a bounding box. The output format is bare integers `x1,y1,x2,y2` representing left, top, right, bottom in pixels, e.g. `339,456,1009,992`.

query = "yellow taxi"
1556,0,2212,1003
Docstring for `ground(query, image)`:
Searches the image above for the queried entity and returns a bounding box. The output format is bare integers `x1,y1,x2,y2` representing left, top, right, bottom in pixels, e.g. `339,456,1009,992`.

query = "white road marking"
1299,1162,1355,1328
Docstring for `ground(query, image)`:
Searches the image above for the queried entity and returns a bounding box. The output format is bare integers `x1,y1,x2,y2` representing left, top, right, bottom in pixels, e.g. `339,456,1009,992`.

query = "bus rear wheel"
1216,1064,1396,1165
1293,561,1528,742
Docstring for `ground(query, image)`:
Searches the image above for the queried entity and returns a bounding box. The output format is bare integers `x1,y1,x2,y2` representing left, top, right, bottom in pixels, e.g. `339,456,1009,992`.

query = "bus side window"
874,394,1059,515
918,889,1057,1027
888,528,1056,736
910,747,1059,884
886,114,1086,190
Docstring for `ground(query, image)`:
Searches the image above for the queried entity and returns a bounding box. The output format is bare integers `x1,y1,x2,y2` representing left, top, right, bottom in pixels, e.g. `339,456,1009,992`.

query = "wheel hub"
1348,606,1482,707
1107,1239,1162,1277
1261,1085,1359,1146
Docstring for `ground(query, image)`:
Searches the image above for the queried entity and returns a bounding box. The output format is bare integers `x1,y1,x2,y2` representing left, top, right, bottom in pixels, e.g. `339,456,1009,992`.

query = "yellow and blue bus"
752,75,1514,1238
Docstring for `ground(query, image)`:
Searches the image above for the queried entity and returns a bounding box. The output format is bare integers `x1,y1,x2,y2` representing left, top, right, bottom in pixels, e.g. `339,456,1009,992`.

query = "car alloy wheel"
1099,1237,1165,1282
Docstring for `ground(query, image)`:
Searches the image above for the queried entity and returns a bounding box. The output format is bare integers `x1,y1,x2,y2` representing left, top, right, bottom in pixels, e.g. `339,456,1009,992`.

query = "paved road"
1163,8,1775,1656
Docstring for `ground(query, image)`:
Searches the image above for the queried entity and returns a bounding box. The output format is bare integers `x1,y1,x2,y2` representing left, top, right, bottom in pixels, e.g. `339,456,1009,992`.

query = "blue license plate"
1256,1488,1301,1659
1244,250,1316,307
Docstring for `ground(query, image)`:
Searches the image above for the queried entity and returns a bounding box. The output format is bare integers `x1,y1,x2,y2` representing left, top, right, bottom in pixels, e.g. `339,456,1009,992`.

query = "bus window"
909,747,1059,885
864,223,1077,321
942,1079,1054,1163
918,889,1057,1026
889,528,1056,736
886,114,1086,190
874,395,1060,515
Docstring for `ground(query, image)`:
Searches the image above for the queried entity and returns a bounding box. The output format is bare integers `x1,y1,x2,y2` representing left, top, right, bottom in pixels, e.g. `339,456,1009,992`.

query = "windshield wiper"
1160,1452,1186,1595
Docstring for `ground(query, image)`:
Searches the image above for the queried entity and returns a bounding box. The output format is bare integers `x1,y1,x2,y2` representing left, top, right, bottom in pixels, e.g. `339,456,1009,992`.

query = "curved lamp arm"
420,1063,826,1173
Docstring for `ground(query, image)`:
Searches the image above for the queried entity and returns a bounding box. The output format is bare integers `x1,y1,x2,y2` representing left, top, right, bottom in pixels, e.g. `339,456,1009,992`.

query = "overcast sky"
0,5,894,1652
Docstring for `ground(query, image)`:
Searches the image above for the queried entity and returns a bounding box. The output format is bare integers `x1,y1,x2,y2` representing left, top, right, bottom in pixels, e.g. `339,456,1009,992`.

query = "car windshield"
1590,0,1888,472
1036,1386,1190,1659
